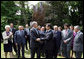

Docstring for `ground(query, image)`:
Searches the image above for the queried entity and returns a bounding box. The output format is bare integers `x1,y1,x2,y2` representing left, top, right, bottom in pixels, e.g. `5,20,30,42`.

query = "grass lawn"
1,43,83,58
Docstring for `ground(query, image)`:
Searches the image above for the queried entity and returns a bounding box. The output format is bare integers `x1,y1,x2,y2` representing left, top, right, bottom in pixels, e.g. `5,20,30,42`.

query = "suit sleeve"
14,31,17,43
24,29,27,36
65,31,73,42
40,31,53,41
30,29,37,40
80,33,83,43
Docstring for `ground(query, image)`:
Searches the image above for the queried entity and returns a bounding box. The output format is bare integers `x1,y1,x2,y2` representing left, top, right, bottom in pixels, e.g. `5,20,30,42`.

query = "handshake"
36,38,41,42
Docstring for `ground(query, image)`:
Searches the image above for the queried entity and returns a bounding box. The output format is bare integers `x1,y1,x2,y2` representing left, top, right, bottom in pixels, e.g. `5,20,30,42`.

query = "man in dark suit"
53,25,62,58
30,21,41,58
61,23,73,58
14,26,26,58
24,24,30,50
10,23,17,55
73,26,83,58
39,26,46,57
38,23,54,58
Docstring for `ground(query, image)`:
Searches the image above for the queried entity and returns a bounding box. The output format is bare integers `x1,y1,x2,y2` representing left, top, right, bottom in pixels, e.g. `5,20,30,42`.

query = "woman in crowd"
2,25,13,58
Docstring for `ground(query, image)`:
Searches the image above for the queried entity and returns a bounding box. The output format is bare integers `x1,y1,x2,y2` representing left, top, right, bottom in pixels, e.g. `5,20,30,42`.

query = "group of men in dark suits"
9,23,30,58
6,22,83,58
29,21,62,58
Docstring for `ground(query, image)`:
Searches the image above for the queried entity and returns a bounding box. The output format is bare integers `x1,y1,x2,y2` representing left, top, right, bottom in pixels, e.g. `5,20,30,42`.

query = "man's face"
10,24,13,28
21,26,24,30
74,28,78,32
34,24,38,28
37,26,41,30
46,25,49,30
54,27,58,31
64,25,67,29
18,26,22,30
41,27,45,31
70,26,74,30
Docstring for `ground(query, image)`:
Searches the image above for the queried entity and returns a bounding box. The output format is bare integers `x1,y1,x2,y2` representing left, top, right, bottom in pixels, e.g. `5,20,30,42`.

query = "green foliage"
1,1,19,32
1,1,83,32
1,1,32,32
42,1,83,30
1,16,8,32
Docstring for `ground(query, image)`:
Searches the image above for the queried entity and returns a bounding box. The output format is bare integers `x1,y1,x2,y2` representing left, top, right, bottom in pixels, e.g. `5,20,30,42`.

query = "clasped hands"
36,38,41,42
64,40,67,44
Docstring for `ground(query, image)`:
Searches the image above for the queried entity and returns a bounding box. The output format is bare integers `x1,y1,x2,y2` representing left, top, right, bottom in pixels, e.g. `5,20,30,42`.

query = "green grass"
1,43,83,58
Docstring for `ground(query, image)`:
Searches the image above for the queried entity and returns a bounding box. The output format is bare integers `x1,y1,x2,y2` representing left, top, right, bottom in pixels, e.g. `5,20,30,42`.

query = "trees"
68,1,83,26
1,1,83,32
15,1,32,25
1,1,32,32
1,1,19,32
43,1,83,28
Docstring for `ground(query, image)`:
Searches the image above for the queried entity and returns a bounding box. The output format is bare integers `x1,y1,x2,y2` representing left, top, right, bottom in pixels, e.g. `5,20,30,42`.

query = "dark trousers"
53,47,59,58
62,43,71,58
17,43,25,58
45,49,53,58
75,51,82,58
62,43,67,57
26,35,30,49
40,43,45,56
13,39,17,54
25,39,28,50
30,47,41,58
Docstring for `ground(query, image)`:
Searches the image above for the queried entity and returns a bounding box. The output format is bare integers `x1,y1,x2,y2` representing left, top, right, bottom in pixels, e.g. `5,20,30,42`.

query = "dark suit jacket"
14,30,26,45
11,28,17,35
40,29,54,50
53,30,62,49
39,31,46,38
24,28,30,36
61,29,73,51
11,28,17,42
30,27,41,48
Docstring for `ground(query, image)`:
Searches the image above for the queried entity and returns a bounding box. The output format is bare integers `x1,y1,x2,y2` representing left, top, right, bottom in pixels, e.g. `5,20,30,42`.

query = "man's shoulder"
52,30,54,32
30,28,35,31
15,30,19,33
79,31,83,35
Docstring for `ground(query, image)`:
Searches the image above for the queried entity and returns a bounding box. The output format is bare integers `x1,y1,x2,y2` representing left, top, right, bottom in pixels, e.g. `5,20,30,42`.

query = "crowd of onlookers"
1,21,83,58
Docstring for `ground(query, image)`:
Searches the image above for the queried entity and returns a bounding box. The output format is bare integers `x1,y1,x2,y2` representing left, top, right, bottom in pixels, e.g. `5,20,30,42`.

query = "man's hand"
36,38,40,41
64,40,67,44
9,33,13,37
16,43,17,46
25,36,27,38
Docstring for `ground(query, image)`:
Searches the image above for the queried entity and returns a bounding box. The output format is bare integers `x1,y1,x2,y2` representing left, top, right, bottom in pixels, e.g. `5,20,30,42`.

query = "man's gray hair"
18,26,22,28
53,25,58,29
74,25,80,30
31,21,37,27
